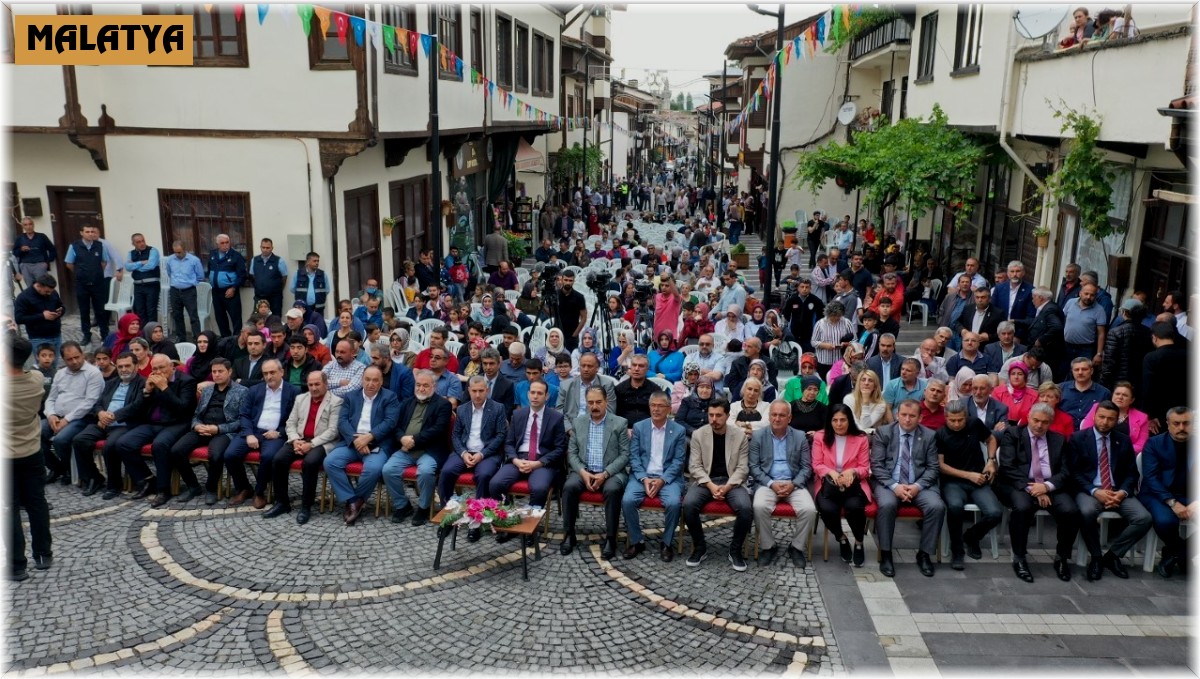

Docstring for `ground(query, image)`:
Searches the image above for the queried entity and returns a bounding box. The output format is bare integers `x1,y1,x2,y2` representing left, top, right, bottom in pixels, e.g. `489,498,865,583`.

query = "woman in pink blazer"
811,403,873,566
1080,381,1150,454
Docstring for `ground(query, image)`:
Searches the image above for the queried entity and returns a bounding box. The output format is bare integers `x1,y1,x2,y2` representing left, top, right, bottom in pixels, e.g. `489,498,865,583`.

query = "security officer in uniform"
249,237,288,316
125,233,161,323
207,233,247,337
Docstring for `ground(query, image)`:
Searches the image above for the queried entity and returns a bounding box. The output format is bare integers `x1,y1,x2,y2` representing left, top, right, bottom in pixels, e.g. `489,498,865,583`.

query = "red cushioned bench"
819,502,938,562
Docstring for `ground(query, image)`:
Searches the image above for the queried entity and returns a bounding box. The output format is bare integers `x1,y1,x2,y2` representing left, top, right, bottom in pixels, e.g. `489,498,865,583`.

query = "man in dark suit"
995,403,1081,583
991,261,1035,321
383,369,453,526
113,354,197,501
439,376,509,540
479,347,516,411
1143,321,1190,431
1138,407,1193,578
1017,287,1066,381
963,374,1009,430
953,286,1004,348
865,334,902,386
1069,400,1152,580
490,380,566,535
325,366,402,525
622,392,687,562
71,352,144,498
233,332,267,388
556,352,616,433
983,321,1026,374
870,400,945,578
561,386,630,558
222,359,298,509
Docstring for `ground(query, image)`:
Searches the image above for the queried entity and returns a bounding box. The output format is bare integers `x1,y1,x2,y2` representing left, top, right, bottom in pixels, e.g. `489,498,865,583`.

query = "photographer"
555,270,588,352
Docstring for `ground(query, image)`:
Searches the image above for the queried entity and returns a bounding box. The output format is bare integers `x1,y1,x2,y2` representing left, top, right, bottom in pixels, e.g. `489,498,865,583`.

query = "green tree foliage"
685,93,694,111
1046,105,1118,239
552,143,605,186
824,7,901,53
795,104,985,225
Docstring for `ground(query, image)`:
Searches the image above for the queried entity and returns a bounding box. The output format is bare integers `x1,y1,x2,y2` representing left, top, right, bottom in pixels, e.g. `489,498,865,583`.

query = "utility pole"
582,50,590,191
749,3,784,304
428,6,443,259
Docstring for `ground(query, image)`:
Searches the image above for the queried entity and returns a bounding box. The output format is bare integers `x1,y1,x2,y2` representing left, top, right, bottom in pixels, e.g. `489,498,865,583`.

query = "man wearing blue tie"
622,392,687,562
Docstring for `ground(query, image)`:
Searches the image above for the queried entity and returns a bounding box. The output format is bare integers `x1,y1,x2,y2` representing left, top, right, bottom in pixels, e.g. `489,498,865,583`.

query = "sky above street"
610,3,782,101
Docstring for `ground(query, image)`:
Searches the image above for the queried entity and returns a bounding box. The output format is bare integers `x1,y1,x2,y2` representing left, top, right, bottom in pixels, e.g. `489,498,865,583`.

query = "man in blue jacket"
222,359,298,509
207,233,247,337
1139,407,1193,578
621,392,687,562
439,376,508,541
325,366,401,525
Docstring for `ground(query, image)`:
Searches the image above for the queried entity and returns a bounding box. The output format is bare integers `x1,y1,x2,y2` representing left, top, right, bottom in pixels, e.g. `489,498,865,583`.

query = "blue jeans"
382,451,439,510
324,446,389,504
622,477,684,547
40,418,90,476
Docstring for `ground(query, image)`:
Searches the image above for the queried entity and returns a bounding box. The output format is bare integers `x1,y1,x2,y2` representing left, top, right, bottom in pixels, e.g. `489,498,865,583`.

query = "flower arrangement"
438,496,522,531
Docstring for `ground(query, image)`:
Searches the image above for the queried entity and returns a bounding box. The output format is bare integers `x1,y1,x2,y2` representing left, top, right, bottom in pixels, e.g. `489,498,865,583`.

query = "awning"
515,138,544,172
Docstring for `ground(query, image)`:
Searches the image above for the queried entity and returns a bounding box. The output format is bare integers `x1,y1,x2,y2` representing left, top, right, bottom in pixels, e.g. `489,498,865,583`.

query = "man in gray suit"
870,399,946,578
750,400,818,568
622,392,688,562
683,398,754,572
963,374,1009,430
556,352,616,434
562,386,629,559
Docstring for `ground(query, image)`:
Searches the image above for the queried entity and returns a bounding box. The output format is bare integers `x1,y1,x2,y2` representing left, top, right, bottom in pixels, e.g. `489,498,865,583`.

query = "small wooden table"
431,510,547,580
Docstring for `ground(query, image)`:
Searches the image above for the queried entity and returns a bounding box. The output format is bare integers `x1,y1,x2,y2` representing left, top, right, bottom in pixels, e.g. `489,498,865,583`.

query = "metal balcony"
849,17,912,61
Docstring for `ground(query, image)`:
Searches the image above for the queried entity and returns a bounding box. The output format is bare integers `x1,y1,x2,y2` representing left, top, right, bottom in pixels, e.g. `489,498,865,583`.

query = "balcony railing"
850,17,913,61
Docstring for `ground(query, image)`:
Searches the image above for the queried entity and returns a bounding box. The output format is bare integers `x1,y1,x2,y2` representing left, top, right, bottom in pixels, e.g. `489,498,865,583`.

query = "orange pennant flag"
314,6,331,36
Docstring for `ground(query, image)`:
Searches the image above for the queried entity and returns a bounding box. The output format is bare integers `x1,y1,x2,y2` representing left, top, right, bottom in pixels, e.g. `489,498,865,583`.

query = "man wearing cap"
14,274,65,361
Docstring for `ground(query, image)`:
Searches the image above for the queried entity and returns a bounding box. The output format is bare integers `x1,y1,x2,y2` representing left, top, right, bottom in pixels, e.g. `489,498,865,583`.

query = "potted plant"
381,216,398,237
1032,225,1051,248
730,242,749,268
503,231,530,263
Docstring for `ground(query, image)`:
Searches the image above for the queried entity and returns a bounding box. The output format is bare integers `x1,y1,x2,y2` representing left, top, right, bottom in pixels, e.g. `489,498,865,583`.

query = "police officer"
64,224,119,345
249,237,288,316
207,233,247,337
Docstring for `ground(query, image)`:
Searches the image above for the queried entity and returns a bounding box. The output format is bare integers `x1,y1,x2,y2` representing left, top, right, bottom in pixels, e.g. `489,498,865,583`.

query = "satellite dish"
1013,5,1069,40
837,102,858,126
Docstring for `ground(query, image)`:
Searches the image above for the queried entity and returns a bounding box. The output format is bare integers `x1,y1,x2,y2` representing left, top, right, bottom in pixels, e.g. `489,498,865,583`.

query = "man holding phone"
14,274,65,362
935,400,1002,571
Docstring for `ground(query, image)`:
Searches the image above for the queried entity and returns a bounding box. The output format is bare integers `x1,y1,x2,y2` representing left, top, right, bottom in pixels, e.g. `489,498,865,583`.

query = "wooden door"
389,177,429,280
343,185,381,293
48,186,104,310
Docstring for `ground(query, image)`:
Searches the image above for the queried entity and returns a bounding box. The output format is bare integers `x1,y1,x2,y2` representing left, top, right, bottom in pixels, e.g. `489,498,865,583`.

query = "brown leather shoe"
660,543,675,563
345,498,365,525
623,542,645,560
252,495,267,510
228,489,252,506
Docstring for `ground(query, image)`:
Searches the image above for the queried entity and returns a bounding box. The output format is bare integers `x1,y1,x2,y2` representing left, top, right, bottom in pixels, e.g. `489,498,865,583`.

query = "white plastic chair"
486,334,505,349
175,342,197,364
104,276,134,317
650,376,674,392
196,282,213,333
411,318,442,347
444,340,462,357
907,278,942,327
514,267,530,279
769,341,806,376
504,290,521,306
679,344,701,361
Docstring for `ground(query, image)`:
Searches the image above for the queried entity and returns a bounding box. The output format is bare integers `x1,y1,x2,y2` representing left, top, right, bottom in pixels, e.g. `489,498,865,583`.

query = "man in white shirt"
693,334,726,390
325,366,402,525
221,360,299,509
622,392,688,562
946,257,988,293
40,341,104,484
440,376,508,541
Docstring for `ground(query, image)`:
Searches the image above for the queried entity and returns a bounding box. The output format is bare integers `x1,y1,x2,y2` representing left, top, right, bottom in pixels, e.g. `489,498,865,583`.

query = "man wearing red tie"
1069,400,1152,580
490,380,566,544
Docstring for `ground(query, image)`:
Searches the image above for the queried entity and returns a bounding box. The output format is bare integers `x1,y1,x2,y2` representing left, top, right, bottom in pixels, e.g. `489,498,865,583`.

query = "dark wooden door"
48,186,104,310
389,177,429,280
343,185,381,293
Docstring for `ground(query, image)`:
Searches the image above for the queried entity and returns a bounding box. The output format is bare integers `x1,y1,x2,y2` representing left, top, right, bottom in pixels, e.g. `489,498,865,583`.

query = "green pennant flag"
297,4,313,37
382,24,395,54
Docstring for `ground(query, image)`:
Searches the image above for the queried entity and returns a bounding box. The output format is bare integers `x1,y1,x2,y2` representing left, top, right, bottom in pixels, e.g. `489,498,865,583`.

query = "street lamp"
748,3,783,304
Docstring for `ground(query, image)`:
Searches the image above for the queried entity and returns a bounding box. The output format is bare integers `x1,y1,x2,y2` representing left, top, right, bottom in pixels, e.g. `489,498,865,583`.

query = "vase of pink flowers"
438,496,522,532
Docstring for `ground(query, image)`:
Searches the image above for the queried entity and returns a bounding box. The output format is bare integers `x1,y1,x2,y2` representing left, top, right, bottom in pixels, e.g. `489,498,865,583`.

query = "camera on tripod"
586,270,613,291
633,280,655,300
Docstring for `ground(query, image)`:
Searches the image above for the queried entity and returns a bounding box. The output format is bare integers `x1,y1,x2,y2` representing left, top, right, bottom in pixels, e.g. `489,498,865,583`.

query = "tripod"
587,290,618,358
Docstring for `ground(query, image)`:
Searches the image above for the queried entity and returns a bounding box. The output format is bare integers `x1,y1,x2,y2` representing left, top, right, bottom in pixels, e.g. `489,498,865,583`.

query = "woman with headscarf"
571,327,605,376
951,366,977,402
459,336,488,380
748,358,777,401
184,331,220,382
744,304,767,339
680,301,714,344
717,304,749,342
783,353,830,405
537,328,571,369
676,376,716,436
755,308,786,351
471,292,509,333
647,330,684,383
608,328,642,378
790,375,829,432
994,362,1037,426
107,312,142,358
671,361,702,412
305,324,332,366
142,322,179,361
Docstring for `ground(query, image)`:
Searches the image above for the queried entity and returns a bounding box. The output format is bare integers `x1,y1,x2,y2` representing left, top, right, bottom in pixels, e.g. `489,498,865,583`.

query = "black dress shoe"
132,483,154,500
951,553,965,571
623,542,646,560
788,546,808,569
177,486,201,504
1054,556,1072,582
660,543,675,563
963,535,983,560
853,543,865,567
916,550,935,577
149,493,171,508
58,475,71,486
1086,557,1104,581
390,504,414,524
296,507,312,525
601,538,618,560
466,527,483,543
101,489,121,501
1103,552,1130,579
1157,555,1178,579
1013,557,1034,583
559,534,577,555
82,478,104,497
758,546,778,567
11,570,28,582
880,550,895,578
838,539,852,563
411,508,429,527
204,491,219,506
45,469,63,485
496,531,515,543
34,554,52,570
263,503,291,519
